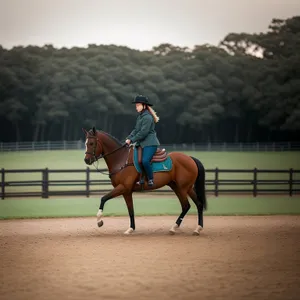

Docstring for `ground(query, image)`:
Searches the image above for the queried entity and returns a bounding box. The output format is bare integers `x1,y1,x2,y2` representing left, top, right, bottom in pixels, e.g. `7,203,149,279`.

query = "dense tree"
0,16,299,143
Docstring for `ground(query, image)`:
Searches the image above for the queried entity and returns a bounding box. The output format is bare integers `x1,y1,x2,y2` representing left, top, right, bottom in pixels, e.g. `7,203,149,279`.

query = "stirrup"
148,180,154,187
137,179,145,185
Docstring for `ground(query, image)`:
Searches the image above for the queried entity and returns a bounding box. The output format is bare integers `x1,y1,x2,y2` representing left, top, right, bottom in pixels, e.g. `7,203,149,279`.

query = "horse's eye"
89,142,93,146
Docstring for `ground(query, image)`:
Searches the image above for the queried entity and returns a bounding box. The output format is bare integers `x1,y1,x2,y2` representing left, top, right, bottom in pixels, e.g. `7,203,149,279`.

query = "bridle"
85,134,132,177
85,135,126,160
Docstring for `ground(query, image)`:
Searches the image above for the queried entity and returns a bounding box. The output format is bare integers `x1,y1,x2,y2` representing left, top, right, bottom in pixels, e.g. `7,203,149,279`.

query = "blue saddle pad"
133,147,173,174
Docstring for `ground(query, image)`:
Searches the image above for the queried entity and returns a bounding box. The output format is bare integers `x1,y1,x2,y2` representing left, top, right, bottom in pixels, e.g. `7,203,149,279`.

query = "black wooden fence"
1,168,300,199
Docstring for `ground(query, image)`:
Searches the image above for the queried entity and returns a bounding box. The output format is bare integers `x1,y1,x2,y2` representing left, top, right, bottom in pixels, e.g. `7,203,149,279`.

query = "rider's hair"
146,106,160,123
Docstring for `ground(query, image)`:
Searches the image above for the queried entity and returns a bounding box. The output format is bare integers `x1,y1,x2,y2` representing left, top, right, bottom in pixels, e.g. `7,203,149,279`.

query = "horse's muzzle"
84,157,93,165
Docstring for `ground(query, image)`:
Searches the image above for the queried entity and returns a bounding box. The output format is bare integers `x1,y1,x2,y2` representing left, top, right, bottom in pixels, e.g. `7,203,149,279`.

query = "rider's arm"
127,128,137,141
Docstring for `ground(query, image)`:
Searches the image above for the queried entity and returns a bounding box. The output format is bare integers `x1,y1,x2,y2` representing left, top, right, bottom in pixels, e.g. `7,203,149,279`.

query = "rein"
85,135,133,177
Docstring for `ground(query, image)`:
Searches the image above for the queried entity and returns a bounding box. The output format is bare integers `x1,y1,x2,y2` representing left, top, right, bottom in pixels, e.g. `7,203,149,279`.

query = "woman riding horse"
83,95,207,235
125,95,160,187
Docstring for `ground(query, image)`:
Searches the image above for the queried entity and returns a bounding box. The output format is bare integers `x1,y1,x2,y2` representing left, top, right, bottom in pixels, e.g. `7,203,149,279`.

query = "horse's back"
168,152,198,171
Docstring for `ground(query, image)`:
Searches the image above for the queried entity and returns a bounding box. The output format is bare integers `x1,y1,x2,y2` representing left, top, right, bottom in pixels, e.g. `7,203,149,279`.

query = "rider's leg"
141,145,157,186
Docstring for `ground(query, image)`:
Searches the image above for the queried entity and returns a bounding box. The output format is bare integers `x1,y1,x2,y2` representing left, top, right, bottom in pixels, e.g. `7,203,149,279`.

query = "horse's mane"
101,131,123,146
88,128,122,146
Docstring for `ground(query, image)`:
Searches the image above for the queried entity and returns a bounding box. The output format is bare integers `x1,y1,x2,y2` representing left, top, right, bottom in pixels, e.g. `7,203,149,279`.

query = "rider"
125,95,160,186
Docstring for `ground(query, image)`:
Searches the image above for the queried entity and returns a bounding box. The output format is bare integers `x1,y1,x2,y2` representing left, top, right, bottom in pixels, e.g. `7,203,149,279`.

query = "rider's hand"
125,139,131,145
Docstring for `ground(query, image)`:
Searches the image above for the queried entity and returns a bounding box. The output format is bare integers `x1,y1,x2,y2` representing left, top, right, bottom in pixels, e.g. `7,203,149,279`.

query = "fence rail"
1,168,300,199
1,141,300,152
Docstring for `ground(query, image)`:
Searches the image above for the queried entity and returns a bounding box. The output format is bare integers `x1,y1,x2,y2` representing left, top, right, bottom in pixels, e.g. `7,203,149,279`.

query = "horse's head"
82,127,103,165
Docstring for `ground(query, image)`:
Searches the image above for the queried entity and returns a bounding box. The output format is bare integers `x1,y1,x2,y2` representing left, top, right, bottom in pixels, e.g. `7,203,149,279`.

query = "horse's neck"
98,132,128,170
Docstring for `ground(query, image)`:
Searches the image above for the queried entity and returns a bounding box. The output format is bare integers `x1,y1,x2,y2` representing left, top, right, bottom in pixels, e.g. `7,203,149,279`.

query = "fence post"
253,168,257,197
207,142,211,151
86,167,90,198
42,168,49,199
289,168,293,197
215,168,219,197
1,168,5,200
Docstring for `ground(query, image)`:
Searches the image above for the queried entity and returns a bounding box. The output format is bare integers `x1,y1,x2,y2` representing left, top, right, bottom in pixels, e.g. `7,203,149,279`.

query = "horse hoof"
169,224,179,235
124,228,134,235
97,220,104,227
193,225,203,235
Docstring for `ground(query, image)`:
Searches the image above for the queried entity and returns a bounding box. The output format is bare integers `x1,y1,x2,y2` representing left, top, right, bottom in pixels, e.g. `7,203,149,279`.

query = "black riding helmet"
132,95,153,106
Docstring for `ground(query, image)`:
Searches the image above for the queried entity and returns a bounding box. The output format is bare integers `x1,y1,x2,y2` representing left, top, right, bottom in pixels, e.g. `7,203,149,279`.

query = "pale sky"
1,0,300,51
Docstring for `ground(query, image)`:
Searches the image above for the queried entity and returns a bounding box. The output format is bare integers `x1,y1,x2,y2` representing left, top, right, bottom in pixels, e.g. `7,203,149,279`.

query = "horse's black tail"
191,156,207,210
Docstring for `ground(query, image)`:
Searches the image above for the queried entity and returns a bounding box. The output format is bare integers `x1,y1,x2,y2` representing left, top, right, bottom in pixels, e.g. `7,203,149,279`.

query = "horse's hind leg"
188,188,204,235
168,182,191,235
123,193,135,235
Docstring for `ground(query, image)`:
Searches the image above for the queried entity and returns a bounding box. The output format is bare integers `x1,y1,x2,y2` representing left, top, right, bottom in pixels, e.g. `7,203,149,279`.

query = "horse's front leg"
97,184,125,227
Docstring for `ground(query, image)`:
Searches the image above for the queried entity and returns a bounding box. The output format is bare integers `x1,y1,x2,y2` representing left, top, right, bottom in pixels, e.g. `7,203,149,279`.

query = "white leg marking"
193,225,203,235
169,223,179,235
96,209,103,227
124,228,134,235
96,209,103,221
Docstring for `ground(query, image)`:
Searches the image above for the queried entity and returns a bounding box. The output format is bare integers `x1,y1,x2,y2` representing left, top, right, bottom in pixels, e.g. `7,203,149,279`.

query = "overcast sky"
1,0,300,51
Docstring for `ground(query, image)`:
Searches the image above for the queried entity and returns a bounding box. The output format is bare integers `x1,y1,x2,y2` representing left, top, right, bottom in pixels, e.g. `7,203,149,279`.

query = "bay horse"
83,127,207,235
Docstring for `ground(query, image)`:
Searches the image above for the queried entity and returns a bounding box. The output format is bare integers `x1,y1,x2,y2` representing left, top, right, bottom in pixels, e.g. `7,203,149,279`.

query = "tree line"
0,16,299,144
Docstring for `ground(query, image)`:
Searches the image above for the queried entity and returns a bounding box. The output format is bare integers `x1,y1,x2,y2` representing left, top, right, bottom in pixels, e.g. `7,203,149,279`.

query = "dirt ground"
0,215,300,300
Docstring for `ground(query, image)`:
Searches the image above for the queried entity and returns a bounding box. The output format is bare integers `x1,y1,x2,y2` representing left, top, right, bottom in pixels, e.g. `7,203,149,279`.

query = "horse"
82,127,207,235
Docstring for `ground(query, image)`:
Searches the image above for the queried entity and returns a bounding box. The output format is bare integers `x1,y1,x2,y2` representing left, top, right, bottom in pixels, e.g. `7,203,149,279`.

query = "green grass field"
0,150,299,219
1,150,300,170
0,150,299,194
1,196,300,219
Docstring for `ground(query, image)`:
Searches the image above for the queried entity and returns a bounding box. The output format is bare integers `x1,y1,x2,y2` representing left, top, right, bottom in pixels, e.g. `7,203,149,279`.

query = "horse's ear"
92,126,96,134
82,128,88,135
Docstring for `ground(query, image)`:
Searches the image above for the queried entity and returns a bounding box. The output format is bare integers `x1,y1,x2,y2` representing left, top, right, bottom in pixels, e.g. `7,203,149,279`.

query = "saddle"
133,146,172,190
137,147,168,164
